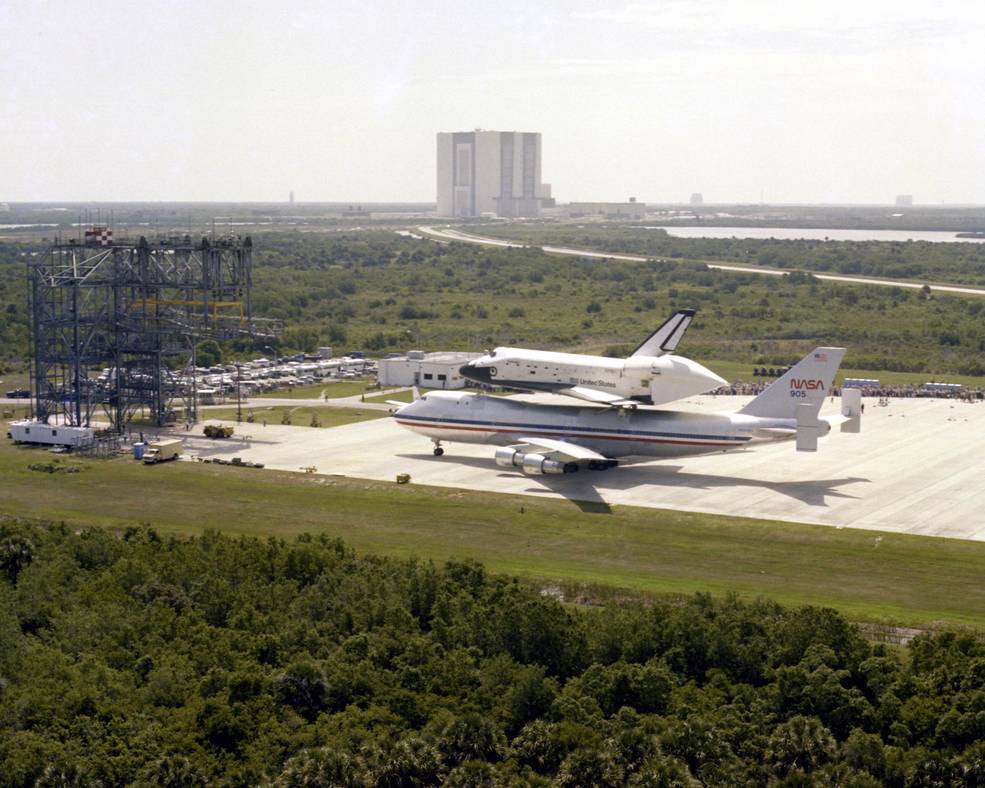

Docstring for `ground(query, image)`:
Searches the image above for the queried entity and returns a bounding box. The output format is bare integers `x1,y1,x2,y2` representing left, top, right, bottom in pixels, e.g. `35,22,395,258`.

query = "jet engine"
494,447,577,474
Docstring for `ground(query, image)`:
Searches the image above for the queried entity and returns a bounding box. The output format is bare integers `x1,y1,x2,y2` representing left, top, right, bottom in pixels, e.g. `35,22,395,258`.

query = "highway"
419,226,985,298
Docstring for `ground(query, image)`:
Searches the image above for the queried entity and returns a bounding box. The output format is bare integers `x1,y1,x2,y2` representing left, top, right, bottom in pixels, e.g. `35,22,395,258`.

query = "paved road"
0,389,408,411
419,226,985,298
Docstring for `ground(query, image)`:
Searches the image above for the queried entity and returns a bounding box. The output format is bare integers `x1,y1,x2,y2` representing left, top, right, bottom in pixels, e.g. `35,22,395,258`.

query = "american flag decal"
814,352,828,362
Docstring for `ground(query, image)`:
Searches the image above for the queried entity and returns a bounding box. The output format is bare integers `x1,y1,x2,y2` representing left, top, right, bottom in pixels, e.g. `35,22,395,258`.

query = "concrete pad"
168,395,985,541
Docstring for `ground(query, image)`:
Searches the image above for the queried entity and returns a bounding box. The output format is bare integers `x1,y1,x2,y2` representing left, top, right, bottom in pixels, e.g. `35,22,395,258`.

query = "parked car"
5,389,30,399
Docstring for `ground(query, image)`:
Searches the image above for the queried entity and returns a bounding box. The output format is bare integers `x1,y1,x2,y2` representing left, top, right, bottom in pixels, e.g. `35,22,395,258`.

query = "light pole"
235,363,242,423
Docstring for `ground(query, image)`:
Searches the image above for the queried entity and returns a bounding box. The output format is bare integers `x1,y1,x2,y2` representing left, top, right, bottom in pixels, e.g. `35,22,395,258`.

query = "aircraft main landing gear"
432,441,444,457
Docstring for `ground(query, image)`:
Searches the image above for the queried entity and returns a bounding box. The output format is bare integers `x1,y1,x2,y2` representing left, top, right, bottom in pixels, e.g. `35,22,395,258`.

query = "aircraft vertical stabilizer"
630,309,695,357
739,347,846,419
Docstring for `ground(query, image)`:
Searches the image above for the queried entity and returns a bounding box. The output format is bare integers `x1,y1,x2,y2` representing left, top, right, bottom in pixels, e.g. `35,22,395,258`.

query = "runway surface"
171,393,985,541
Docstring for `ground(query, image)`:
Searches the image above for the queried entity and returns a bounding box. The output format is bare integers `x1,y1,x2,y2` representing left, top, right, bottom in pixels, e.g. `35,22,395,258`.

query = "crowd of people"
710,380,985,401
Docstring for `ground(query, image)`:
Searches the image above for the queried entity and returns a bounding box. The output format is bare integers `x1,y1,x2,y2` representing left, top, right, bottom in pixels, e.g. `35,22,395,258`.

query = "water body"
651,226,985,244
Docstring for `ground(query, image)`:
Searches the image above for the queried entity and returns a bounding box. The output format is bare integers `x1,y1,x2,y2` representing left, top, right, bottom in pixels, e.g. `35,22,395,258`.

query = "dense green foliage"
4,230,985,375
2,520,985,786
469,223,985,287
248,232,985,374
0,243,28,372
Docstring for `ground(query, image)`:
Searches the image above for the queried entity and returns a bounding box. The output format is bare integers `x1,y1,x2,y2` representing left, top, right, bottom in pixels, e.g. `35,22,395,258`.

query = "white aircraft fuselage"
460,349,727,407
394,390,816,461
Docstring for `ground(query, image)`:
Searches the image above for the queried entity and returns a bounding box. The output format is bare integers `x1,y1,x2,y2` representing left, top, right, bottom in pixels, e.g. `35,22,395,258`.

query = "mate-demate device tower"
27,229,277,430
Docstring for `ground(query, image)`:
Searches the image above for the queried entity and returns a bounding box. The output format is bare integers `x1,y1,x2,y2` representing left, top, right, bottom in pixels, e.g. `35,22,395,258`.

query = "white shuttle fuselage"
462,349,726,408
459,309,726,407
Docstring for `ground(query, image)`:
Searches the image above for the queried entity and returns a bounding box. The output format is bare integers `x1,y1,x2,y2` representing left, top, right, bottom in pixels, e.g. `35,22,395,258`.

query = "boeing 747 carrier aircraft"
394,347,860,472
459,309,727,408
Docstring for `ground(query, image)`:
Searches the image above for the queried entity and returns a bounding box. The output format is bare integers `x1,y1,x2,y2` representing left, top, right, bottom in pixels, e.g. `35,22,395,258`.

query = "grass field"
0,371,31,393
200,404,386,426
0,405,31,419
3,425,985,629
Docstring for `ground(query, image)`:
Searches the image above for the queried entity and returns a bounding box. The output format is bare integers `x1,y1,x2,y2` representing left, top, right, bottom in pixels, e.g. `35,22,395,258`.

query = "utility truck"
143,439,183,465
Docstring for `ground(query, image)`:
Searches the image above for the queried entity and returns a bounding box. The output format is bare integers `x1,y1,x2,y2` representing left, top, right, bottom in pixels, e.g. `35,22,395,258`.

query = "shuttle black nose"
460,362,489,382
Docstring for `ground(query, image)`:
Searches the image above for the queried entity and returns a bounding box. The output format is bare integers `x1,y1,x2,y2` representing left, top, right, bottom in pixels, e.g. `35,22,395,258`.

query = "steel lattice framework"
28,234,276,430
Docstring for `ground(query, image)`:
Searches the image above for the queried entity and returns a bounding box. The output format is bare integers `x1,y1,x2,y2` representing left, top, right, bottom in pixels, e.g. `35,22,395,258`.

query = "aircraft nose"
460,362,490,382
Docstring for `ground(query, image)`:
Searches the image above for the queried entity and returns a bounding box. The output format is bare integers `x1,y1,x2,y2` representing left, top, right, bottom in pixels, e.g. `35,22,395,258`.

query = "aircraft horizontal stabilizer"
795,402,820,452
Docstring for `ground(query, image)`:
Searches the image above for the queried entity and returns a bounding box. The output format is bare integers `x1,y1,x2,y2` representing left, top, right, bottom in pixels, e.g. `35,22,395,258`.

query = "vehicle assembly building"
436,130,548,218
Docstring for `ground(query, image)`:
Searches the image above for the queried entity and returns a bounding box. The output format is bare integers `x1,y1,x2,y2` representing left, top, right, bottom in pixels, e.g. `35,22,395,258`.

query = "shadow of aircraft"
397,452,870,512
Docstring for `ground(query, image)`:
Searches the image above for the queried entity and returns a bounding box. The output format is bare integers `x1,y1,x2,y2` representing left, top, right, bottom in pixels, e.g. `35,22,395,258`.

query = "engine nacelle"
495,446,524,468
521,453,571,475
496,447,576,474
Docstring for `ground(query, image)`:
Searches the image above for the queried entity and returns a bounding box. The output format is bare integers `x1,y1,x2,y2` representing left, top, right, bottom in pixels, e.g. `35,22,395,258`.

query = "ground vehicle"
204,425,234,439
143,439,183,464
5,389,30,399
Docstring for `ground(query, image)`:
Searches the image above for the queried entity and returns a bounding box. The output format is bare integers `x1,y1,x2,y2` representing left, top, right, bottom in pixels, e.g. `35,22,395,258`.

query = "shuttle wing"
514,436,608,462
556,385,639,407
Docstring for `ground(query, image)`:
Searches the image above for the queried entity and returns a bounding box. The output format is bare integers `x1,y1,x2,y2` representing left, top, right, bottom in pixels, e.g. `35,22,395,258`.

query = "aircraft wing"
514,436,608,462
556,385,639,407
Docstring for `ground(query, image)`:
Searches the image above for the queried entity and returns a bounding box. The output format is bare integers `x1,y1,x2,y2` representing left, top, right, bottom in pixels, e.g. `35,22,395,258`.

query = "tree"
283,327,320,354
272,660,327,722
195,339,222,368
766,716,836,776
274,748,359,788
0,530,35,582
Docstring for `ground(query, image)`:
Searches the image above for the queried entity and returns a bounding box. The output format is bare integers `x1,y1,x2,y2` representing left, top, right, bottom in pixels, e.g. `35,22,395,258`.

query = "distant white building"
560,201,647,220
378,351,481,389
436,130,545,218
896,194,913,207
690,193,704,206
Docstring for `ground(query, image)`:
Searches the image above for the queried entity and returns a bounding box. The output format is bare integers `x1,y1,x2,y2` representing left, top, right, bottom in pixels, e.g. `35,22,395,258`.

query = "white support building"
436,130,546,218
8,420,94,448
377,351,481,389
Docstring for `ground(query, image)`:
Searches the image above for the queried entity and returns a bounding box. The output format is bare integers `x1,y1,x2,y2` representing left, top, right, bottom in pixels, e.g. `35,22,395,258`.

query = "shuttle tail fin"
630,309,696,357
739,347,846,420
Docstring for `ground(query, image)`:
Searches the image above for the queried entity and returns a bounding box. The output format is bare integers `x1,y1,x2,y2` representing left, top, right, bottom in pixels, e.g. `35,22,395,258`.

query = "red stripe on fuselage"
394,419,741,448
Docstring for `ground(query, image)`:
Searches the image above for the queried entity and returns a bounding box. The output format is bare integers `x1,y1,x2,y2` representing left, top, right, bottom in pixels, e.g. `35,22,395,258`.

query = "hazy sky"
2,0,983,203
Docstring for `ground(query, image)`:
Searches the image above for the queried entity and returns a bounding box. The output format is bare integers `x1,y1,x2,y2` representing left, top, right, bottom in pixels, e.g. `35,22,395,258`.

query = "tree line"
1,520,984,786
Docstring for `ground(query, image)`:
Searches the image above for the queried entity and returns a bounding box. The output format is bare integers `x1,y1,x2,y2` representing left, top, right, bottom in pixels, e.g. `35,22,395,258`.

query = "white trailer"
8,420,94,448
